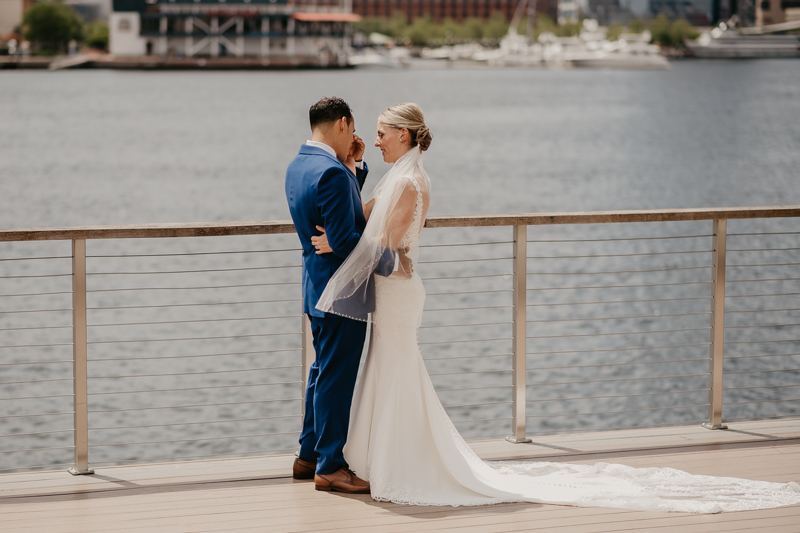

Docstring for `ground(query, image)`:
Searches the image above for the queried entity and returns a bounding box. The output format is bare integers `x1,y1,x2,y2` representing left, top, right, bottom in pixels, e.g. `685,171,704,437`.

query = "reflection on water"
1,62,799,471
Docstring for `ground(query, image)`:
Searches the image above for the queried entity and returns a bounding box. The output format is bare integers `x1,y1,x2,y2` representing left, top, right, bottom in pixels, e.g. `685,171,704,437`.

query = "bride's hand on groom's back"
312,226,332,255
396,248,413,279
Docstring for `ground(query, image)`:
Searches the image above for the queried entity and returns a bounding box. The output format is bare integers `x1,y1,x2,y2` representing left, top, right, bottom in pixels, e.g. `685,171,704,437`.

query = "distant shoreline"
0,55,354,70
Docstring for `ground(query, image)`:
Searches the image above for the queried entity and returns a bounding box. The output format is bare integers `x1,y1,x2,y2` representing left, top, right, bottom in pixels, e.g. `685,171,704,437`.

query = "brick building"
351,0,558,24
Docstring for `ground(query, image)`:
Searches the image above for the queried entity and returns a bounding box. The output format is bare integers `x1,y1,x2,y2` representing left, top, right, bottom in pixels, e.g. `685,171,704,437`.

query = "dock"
2,419,799,532
2,208,799,531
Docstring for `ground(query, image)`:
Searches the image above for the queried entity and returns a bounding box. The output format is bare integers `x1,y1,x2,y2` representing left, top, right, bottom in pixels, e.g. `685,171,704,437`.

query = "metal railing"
1,206,799,474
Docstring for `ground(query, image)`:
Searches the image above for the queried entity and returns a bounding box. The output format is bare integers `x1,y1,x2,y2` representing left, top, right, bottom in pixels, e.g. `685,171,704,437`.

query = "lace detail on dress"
398,177,424,252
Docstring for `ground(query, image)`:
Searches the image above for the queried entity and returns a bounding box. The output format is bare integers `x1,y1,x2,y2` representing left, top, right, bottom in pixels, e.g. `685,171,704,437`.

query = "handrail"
1,205,799,474
2,206,800,241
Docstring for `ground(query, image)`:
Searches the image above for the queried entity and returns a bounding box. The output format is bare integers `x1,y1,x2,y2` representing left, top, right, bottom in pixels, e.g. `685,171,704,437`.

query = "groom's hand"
344,134,365,174
350,134,365,162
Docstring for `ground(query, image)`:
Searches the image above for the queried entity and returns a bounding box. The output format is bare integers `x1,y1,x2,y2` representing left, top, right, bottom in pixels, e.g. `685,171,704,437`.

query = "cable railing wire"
89,397,302,413
87,281,302,293
527,388,710,404
87,381,303,396
526,326,710,340
87,248,301,258
527,234,712,243
526,312,711,324
91,414,302,431
88,265,300,276
86,298,301,311
527,342,711,357
527,281,712,292
91,348,301,362
528,250,711,260
526,403,708,419
86,331,301,345
88,314,302,328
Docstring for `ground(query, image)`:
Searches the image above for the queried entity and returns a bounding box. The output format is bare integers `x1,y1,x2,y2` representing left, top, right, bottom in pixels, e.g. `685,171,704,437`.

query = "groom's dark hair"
309,97,353,129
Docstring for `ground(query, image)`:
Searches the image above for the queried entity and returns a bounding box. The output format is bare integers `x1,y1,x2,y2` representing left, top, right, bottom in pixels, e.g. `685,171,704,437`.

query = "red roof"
291,12,362,22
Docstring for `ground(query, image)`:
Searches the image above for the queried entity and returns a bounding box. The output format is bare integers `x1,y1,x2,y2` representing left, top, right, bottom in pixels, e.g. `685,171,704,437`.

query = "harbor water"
1,60,799,471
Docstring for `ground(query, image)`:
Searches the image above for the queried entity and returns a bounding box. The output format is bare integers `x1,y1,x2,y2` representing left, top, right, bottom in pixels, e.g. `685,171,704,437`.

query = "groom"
285,97,397,494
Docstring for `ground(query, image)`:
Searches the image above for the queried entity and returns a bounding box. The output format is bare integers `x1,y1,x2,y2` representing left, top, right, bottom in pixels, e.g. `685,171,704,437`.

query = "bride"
312,103,800,513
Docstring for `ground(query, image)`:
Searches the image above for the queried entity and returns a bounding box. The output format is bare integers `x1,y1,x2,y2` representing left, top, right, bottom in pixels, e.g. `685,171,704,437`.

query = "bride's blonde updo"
378,103,433,152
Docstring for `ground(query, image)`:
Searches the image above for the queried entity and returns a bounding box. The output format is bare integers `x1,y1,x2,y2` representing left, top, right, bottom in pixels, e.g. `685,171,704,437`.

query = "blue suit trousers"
299,313,367,475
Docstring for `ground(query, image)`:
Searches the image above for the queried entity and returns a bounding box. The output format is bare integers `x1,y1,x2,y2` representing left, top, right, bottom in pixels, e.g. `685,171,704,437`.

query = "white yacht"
687,20,800,58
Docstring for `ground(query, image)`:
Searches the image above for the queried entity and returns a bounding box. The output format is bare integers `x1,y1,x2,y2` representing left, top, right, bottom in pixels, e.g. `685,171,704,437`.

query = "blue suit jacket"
286,145,394,318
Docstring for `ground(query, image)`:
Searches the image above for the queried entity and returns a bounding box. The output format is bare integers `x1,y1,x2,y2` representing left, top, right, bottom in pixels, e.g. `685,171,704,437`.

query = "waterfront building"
587,0,620,24
0,0,34,38
558,0,580,22
649,0,713,25
63,0,112,21
757,0,800,24
109,0,359,63
351,0,558,25
649,0,758,26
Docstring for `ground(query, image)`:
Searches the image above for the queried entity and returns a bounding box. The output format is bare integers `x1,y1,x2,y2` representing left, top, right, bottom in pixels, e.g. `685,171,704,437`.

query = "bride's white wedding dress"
341,151,800,514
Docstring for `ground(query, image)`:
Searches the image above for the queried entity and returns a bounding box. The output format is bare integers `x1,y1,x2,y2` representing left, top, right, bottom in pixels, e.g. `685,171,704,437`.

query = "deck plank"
1,419,799,533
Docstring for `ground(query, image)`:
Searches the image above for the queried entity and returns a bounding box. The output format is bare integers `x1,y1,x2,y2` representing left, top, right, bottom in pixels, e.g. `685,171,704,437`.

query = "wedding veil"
316,146,430,321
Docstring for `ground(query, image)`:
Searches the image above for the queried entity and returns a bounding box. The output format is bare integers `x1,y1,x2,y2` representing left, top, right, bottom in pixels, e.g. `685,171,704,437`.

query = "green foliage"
86,21,109,51
649,15,699,47
518,15,580,39
556,21,582,37
354,12,594,47
356,12,510,46
23,1,84,55
628,18,646,33
669,19,700,46
462,17,484,40
649,15,672,45
606,23,623,42
406,16,439,46
353,12,407,39
483,12,510,40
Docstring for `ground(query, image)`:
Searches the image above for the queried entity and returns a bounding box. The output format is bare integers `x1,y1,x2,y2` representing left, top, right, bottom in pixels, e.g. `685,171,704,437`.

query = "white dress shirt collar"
306,140,336,158
306,139,364,169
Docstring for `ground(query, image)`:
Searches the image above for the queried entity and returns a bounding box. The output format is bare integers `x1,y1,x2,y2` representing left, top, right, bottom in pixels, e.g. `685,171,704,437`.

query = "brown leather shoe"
314,467,370,494
292,457,317,480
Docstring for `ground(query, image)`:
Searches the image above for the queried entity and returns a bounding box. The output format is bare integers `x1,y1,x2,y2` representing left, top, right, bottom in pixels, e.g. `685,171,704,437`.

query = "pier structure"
110,0,360,66
0,206,799,530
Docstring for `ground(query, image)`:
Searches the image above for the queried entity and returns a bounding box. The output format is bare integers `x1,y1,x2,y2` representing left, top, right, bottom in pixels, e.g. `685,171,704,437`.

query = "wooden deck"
2,419,799,533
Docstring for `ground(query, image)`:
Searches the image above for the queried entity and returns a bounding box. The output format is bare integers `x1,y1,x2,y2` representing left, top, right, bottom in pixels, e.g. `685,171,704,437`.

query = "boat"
687,20,800,58
565,31,671,70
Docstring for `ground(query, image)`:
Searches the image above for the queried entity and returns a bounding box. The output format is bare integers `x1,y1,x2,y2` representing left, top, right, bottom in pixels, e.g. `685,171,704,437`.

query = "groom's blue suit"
285,144,395,475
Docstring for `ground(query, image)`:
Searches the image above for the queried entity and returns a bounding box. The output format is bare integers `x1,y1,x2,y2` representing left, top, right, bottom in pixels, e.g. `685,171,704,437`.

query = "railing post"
301,314,314,415
69,239,94,475
507,225,531,444
703,219,728,430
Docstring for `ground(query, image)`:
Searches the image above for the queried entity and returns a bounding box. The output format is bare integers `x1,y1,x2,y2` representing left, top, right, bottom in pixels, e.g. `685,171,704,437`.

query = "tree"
669,19,699,46
462,17,484,40
23,1,84,55
484,12,510,41
650,16,699,47
405,16,438,46
86,21,109,51
649,15,672,46
628,18,646,33
606,23,623,42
